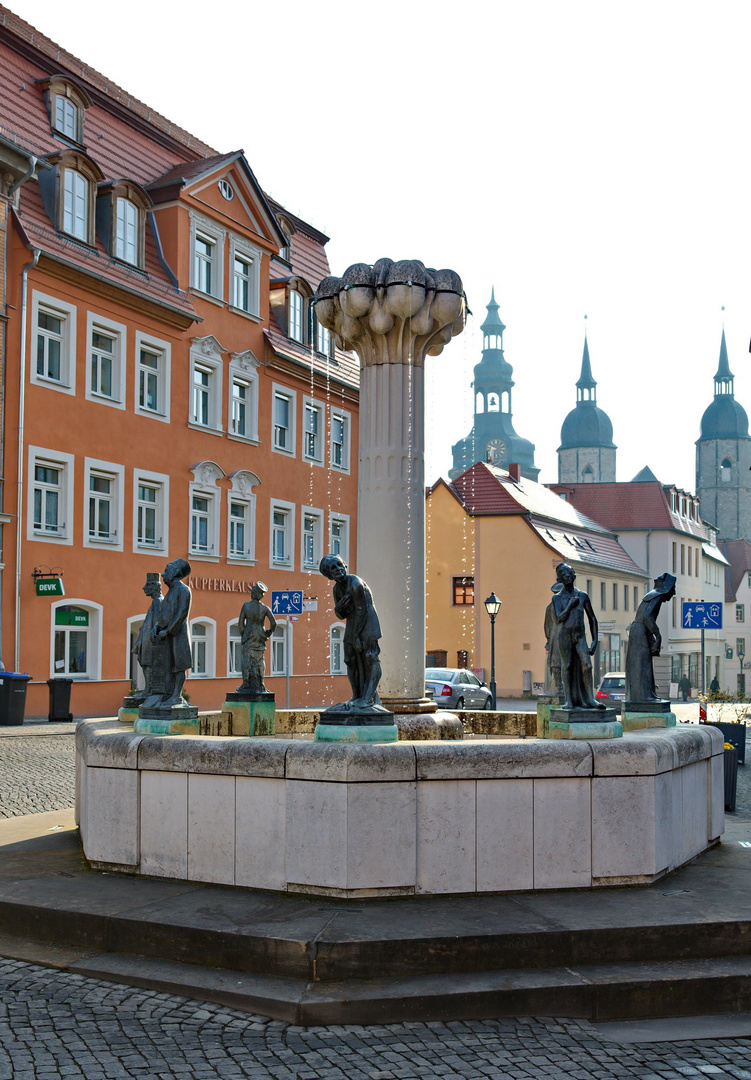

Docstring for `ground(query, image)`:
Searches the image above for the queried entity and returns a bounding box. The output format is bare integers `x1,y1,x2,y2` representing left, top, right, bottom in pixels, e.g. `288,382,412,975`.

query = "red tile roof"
264,321,359,391
448,463,645,577
722,540,751,602
551,481,708,539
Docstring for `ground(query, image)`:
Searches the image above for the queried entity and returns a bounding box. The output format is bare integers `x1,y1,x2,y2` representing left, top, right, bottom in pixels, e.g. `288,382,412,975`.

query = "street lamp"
738,639,746,697
484,591,502,710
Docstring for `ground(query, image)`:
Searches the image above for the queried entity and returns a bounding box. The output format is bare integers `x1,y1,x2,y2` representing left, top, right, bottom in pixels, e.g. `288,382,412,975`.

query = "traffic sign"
682,601,723,630
271,590,303,615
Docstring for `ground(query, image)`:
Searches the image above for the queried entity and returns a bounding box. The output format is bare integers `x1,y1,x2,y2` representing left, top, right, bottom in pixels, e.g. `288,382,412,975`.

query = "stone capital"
314,258,465,367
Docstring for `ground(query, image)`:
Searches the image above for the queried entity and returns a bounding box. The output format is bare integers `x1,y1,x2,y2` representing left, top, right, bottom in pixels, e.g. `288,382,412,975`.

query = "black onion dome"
559,402,616,450
699,397,750,440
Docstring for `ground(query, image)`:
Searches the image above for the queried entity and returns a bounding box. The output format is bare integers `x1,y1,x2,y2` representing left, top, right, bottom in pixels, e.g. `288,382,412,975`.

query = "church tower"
557,332,616,483
696,328,751,540
449,290,538,480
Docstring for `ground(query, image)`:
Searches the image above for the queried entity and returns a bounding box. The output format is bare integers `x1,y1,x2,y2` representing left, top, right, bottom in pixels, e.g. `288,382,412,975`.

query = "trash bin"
724,744,739,812
701,719,746,764
0,672,31,726
47,677,73,722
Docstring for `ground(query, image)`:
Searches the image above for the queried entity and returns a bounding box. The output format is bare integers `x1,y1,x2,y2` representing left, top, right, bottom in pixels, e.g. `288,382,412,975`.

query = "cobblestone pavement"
3,958,751,1080
0,731,75,819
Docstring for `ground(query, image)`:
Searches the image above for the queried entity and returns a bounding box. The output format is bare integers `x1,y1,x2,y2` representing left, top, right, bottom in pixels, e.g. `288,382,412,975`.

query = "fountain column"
315,260,465,713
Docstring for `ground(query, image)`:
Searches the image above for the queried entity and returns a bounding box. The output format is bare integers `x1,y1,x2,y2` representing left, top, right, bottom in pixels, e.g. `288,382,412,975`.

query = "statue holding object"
139,558,196,717
625,573,676,710
551,563,606,713
236,582,276,700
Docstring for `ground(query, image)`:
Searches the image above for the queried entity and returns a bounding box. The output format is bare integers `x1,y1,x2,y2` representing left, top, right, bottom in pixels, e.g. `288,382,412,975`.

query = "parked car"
425,668,493,709
596,671,626,706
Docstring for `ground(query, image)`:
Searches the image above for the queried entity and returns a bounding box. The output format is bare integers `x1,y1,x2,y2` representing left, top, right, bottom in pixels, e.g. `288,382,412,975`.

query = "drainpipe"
15,247,40,673
8,156,37,202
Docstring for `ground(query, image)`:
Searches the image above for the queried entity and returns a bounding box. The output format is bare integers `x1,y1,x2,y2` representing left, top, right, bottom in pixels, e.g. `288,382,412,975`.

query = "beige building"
426,462,647,696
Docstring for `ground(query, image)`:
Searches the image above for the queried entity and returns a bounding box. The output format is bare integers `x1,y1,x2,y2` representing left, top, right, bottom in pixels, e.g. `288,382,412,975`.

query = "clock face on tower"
486,438,506,465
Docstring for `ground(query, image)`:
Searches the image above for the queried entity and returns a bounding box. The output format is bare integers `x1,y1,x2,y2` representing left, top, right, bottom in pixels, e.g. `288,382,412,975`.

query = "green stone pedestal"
548,719,623,740
118,706,139,725
315,723,398,743
220,698,275,737
621,710,676,732
134,705,200,736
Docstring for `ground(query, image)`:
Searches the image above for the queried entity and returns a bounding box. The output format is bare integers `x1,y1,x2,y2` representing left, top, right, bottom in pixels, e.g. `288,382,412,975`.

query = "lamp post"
738,639,746,698
484,591,502,710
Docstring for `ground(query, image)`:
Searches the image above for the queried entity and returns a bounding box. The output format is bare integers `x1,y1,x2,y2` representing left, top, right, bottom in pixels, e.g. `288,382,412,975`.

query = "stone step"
61,951,751,1026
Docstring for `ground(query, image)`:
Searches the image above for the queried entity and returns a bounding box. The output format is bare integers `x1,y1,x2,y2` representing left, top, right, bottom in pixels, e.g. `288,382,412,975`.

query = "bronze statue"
625,573,676,703
237,582,276,694
143,558,192,709
319,553,384,711
544,581,564,698
131,572,162,702
552,563,604,711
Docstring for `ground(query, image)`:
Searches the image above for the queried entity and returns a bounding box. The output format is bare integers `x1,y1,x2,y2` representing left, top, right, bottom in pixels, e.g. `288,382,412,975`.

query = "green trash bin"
0,673,31,726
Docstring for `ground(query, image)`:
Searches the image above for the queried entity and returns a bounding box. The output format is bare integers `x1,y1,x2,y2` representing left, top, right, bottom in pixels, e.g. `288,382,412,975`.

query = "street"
3,719,751,1078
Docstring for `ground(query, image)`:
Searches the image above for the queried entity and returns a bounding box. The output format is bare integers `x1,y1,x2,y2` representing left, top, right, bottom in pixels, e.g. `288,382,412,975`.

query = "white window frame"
330,408,351,472
228,351,260,443
83,458,124,551
270,620,290,677
289,289,304,343
62,168,89,241
270,498,295,570
226,470,259,565
115,197,139,265
272,384,296,456
50,598,103,681
301,505,324,572
31,291,77,395
189,336,224,433
229,234,261,317
85,311,126,409
302,397,324,465
329,622,345,676
134,331,171,422
28,445,74,545
329,512,350,564
190,213,224,300
54,94,79,140
189,461,224,561
132,469,169,555
189,617,216,678
227,620,242,678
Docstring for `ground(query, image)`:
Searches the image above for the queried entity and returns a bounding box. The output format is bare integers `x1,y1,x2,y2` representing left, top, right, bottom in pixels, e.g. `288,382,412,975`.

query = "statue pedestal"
548,706,622,740
536,694,562,738
622,701,676,732
134,703,199,735
219,692,276,737
315,708,398,743
117,706,139,725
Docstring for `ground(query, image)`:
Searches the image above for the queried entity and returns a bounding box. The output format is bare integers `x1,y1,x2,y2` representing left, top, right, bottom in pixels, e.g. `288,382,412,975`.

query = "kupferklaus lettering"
186,576,257,592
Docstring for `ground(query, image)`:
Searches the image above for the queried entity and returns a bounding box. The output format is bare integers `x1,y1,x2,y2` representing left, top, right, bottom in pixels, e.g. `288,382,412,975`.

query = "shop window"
51,599,101,681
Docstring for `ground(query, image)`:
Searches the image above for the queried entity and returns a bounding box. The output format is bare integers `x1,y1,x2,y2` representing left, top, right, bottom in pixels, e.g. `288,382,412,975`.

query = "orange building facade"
0,8,358,716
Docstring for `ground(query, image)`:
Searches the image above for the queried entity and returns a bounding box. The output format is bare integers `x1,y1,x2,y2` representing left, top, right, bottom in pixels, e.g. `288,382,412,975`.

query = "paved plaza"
3,710,751,1078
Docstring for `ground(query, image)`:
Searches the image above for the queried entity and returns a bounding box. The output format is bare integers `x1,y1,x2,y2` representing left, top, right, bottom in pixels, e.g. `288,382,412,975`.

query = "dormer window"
289,289,304,343
46,151,102,245
277,215,294,262
40,76,91,147
96,180,150,270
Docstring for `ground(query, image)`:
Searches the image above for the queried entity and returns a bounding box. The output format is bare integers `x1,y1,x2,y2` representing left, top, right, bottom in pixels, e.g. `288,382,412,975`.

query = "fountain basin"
76,721,724,898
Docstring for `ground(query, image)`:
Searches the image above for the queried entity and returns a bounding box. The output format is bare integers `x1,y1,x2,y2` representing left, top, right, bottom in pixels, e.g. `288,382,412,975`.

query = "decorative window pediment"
228,470,261,494
191,334,226,362
229,349,260,373
190,461,225,487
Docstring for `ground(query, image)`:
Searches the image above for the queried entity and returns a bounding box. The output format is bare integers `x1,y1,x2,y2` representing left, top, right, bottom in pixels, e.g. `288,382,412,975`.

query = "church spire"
714,327,734,397
480,288,506,351
576,335,597,402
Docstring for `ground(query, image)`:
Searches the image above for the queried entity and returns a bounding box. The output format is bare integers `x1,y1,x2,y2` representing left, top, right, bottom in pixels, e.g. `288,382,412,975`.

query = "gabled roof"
722,540,751,602
550,480,708,539
444,463,645,577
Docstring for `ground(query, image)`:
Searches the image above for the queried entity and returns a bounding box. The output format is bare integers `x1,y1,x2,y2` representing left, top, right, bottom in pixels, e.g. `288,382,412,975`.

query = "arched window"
62,169,88,240
289,290,304,343
501,391,510,413
41,75,91,145
270,622,289,677
228,621,242,677
582,465,594,483
487,392,500,412
475,392,484,414
189,618,215,677
50,599,102,680
721,459,733,483
330,624,345,675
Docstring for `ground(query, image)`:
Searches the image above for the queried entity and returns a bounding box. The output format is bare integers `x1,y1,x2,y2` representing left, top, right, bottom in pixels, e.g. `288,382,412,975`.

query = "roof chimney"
509,463,521,482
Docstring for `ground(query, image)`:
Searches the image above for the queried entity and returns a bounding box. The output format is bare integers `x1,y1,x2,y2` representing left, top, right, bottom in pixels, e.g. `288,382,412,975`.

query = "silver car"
425,668,493,709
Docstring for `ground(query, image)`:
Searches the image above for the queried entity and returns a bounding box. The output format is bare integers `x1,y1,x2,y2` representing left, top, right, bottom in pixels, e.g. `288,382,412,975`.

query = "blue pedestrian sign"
271,590,303,615
682,601,723,630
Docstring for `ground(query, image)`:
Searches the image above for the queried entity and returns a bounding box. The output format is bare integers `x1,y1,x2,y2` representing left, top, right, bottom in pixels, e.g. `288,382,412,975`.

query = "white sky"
10,0,751,492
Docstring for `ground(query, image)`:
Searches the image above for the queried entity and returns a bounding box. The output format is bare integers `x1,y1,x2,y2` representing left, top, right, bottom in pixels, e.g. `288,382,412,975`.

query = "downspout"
8,157,37,201
15,247,40,673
